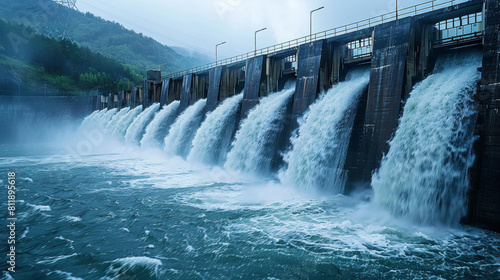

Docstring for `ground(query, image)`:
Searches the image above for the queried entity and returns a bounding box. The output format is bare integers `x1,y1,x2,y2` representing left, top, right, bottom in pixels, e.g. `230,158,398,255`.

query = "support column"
241,56,266,118
130,87,137,107
160,79,170,106
107,93,112,109
357,17,413,183
471,0,500,232
179,74,193,112
142,80,150,108
206,66,224,113
118,91,123,110
290,39,327,130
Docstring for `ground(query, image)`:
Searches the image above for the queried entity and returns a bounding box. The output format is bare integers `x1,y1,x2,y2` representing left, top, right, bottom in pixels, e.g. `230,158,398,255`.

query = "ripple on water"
26,203,51,212
105,257,162,279
173,183,500,279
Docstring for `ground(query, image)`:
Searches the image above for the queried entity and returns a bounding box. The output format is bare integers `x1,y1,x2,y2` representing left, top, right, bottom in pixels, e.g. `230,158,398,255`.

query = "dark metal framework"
434,12,484,47
346,37,373,61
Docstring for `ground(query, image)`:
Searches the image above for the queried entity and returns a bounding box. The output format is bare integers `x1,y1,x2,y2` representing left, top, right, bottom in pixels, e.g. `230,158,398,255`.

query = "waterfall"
140,101,180,148
224,88,294,174
82,109,107,129
188,93,243,165
124,103,160,145
164,99,206,158
97,108,118,129
106,107,130,132
80,110,99,128
372,52,482,225
112,106,143,138
279,69,370,193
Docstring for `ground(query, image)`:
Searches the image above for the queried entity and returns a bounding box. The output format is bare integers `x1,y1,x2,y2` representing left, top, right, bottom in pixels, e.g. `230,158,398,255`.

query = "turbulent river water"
1,142,499,279
2,54,500,280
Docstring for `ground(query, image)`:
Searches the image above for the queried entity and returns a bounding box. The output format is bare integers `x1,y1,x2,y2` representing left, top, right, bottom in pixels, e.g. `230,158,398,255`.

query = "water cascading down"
105,107,131,132
372,52,482,225
164,99,207,158
112,105,143,138
124,103,160,145
99,108,118,129
224,87,295,174
140,101,180,148
80,110,100,128
188,93,243,165
279,68,370,193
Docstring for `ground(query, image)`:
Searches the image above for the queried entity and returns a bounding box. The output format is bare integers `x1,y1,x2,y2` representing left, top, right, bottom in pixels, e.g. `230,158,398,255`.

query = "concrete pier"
206,66,223,112
179,74,193,112
220,63,245,100
156,0,497,231
241,56,266,118
290,39,326,131
160,79,170,105
357,17,414,184
470,0,500,232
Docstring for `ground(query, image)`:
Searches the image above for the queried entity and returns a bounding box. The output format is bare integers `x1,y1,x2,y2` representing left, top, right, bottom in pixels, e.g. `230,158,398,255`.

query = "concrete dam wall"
1,95,95,143
83,0,498,231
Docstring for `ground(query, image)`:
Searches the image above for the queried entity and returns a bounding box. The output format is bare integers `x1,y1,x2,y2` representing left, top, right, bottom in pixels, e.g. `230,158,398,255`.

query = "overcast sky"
75,0,428,60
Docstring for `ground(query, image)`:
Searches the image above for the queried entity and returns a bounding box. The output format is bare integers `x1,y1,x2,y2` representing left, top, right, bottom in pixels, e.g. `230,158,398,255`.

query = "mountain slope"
0,19,142,95
0,0,195,74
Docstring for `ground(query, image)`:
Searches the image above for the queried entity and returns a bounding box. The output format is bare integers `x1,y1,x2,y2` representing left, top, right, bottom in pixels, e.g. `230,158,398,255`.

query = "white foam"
105,256,162,279
112,106,143,138
27,203,51,212
225,88,294,174
188,93,243,165
21,177,33,183
105,107,130,132
62,216,82,222
125,103,160,145
164,99,207,158
47,270,84,280
279,68,369,193
372,52,482,225
141,101,180,148
19,227,29,239
36,253,78,264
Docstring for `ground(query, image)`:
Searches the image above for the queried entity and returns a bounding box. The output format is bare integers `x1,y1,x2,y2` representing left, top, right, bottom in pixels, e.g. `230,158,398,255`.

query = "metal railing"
163,0,470,79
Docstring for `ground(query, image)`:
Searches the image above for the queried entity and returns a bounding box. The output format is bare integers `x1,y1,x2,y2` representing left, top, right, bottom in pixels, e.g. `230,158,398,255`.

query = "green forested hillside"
0,0,209,75
0,19,142,95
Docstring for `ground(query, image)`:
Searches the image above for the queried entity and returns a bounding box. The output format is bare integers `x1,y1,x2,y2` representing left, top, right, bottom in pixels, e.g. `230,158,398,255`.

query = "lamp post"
310,6,324,37
396,0,398,20
216,41,226,66
255,27,267,56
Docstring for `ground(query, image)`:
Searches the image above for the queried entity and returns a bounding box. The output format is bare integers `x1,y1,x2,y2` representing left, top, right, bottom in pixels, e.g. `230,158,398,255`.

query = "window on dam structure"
282,55,296,75
434,12,483,47
345,37,373,62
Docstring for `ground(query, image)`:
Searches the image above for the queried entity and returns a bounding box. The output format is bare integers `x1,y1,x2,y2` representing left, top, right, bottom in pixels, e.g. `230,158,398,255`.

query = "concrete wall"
220,64,245,100
206,66,223,113
160,79,170,106
160,0,498,231
241,56,266,118
0,95,94,143
290,39,327,131
179,74,193,112
356,17,414,184
168,79,182,105
470,0,500,232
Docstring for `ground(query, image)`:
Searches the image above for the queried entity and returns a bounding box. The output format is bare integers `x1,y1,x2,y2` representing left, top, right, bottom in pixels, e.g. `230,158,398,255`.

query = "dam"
92,0,499,232
3,0,500,279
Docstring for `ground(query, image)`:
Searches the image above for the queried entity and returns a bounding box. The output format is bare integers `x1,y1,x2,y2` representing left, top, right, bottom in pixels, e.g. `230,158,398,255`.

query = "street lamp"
216,41,226,66
310,6,324,37
255,27,267,56
396,0,398,20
